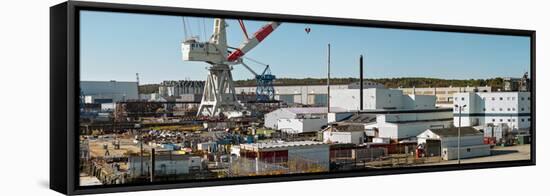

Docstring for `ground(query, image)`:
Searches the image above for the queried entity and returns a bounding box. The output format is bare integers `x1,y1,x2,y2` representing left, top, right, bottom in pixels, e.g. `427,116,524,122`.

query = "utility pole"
455,104,467,165
327,43,331,113
150,148,155,182
359,55,364,111
136,73,141,100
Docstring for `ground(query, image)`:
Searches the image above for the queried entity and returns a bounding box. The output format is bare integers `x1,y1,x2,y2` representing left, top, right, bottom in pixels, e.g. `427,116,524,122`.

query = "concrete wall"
442,144,491,160
323,131,365,144
278,118,327,133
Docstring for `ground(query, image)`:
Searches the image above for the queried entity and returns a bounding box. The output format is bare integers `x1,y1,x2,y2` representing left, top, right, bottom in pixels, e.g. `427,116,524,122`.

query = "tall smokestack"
327,43,331,113
360,55,364,111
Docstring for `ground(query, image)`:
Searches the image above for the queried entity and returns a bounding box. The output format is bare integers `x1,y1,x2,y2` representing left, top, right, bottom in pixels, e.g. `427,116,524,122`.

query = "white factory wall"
403,95,437,110
453,92,531,129
323,131,365,144
442,145,491,160
366,112,453,139
330,88,437,111
278,118,327,133
399,86,492,103
417,130,485,148
81,81,139,103
236,85,349,105
264,109,296,129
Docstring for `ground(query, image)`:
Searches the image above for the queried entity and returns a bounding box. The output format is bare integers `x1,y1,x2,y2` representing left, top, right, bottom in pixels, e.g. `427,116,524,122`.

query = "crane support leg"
197,64,241,117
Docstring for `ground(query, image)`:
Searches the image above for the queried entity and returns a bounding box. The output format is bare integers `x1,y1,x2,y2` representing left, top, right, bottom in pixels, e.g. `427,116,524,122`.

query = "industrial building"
158,80,205,98
322,124,366,144
397,86,492,104
417,127,490,160
127,154,202,178
264,107,348,133
452,91,531,130
81,81,139,103
503,73,530,92
239,141,330,173
363,109,453,139
235,80,383,106
329,88,437,111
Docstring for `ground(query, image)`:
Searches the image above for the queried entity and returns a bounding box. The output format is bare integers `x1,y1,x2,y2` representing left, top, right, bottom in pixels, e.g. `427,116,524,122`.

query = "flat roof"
241,141,327,150
283,107,347,114
427,127,482,137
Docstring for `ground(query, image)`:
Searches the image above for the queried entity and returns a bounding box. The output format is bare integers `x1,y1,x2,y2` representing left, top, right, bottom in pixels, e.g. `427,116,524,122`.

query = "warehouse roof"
344,113,377,123
283,107,347,114
428,127,482,137
241,141,327,150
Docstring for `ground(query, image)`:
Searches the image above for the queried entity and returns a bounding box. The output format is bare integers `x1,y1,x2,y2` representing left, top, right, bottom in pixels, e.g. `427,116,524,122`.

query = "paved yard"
422,144,531,166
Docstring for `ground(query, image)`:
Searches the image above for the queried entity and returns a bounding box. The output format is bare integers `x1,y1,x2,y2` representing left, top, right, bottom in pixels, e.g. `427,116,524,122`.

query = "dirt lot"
88,136,141,158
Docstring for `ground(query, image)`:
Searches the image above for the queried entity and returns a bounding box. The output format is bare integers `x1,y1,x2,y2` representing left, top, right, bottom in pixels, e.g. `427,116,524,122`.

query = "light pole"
455,104,467,165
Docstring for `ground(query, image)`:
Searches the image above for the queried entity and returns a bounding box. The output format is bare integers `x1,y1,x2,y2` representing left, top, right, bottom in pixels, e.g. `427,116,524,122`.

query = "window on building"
500,97,503,100
521,119,525,122
507,97,510,100
467,148,471,152
492,119,495,122
499,108,503,111
500,119,503,122
528,118,531,121
507,108,511,111
483,108,486,111
512,97,515,100
512,108,516,111
528,97,531,101
512,119,516,122
521,97,525,101
492,97,495,101
507,119,511,122
521,108,524,111
492,108,495,111
461,97,464,101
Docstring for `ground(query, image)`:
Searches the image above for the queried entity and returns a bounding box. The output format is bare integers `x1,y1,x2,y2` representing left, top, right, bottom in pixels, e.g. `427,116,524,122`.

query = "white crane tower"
181,18,280,117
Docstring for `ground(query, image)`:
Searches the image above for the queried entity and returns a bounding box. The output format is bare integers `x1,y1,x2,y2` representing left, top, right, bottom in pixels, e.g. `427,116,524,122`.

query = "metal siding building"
81,81,139,103
417,127,490,160
264,107,347,131
453,92,531,130
329,88,437,111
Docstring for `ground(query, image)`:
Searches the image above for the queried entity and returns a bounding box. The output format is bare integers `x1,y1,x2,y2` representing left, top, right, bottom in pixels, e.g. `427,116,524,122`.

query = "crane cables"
243,56,268,67
182,17,189,40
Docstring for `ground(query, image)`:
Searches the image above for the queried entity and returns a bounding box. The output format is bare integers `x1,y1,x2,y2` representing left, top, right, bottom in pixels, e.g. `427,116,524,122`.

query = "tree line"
139,77,504,94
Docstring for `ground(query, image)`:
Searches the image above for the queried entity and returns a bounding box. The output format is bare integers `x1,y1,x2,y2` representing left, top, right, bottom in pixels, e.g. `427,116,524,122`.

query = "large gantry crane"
181,18,280,117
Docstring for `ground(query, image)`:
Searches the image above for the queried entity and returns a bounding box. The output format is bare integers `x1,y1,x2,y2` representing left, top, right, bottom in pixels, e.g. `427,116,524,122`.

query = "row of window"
482,107,530,112
455,96,530,101
488,117,531,123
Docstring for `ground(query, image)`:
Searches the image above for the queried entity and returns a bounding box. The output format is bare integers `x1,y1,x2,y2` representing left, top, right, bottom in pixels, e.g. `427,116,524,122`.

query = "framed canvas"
50,1,535,194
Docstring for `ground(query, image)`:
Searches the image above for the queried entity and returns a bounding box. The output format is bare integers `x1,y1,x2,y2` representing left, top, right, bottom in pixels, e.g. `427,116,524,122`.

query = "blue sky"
80,11,530,84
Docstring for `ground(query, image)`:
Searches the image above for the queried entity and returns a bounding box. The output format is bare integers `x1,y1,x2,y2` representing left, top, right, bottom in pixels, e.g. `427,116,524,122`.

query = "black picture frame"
50,1,536,195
